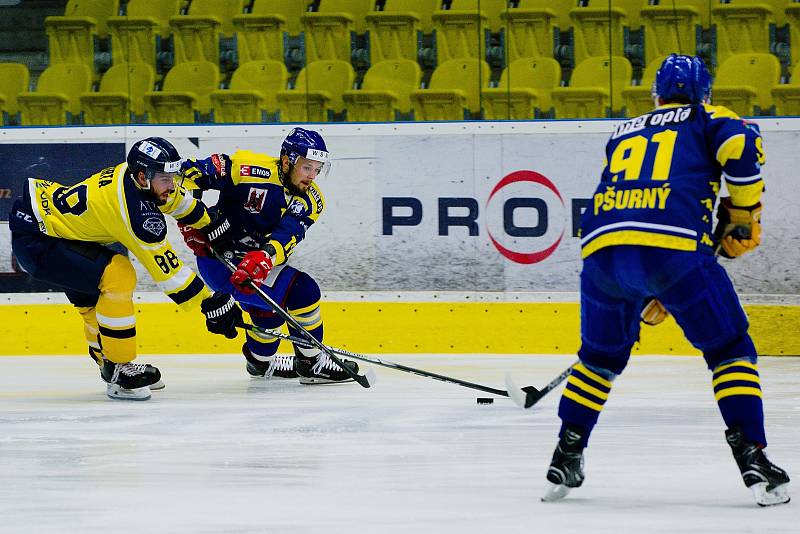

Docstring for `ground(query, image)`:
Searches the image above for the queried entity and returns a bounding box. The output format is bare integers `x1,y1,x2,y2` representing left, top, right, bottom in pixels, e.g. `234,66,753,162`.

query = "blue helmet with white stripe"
653,54,712,105
280,128,331,178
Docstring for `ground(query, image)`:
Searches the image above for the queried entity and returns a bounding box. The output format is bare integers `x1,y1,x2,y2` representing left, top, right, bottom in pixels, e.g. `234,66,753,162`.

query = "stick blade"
505,373,544,410
360,368,378,388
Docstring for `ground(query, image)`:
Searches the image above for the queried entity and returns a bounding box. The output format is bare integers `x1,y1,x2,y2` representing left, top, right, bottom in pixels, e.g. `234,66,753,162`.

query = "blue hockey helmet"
280,127,331,178
653,54,712,104
127,137,182,183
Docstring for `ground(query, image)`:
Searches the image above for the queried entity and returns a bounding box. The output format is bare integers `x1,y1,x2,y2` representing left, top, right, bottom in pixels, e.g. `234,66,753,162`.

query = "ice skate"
726,427,790,506
542,426,586,502
295,349,358,384
244,346,298,379
101,360,162,401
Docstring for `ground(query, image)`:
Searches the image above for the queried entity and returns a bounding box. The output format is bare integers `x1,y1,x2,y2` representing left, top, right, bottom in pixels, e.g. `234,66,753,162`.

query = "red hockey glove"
179,224,210,257
230,250,274,295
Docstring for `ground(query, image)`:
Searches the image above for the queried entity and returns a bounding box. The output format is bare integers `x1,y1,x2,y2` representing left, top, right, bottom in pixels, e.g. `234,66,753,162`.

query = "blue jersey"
184,149,324,265
580,103,765,258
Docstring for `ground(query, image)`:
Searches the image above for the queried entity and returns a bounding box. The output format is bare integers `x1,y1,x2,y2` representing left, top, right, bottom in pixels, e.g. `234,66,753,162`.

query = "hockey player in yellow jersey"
9,137,244,400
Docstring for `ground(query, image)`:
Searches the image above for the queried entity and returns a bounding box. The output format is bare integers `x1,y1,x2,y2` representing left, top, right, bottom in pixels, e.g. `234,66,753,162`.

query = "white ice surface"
0,354,796,533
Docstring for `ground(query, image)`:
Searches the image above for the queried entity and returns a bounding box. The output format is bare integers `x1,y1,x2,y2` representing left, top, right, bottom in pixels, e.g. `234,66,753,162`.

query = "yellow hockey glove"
641,298,669,326
713,197,762,259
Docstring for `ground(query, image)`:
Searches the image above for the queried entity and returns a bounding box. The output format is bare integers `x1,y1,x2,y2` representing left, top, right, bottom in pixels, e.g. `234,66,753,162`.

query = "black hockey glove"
201,212,236,257
201,291,242,339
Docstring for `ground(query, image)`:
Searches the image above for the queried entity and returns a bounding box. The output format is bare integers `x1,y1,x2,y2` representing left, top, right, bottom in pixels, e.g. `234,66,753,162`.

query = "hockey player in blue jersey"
543,55,790,506
178,128,358,384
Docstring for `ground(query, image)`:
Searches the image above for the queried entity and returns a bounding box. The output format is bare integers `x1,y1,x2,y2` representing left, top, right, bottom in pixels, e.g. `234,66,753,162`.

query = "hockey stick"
505,361,578,410
240,322,528,398
211,250,376,388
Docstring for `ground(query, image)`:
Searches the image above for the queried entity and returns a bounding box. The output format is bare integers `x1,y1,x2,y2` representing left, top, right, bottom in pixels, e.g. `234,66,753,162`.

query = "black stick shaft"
212,250,373,388
242,323,510,397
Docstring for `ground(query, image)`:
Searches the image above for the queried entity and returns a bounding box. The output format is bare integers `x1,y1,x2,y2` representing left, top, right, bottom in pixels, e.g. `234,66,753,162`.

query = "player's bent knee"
287,271,321,309
99,254,137,295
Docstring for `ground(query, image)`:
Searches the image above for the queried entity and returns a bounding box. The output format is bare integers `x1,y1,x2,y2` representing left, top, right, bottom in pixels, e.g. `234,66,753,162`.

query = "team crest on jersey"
142,216,166,237
239,165,271,178
287,198,305,217
244,187,267,213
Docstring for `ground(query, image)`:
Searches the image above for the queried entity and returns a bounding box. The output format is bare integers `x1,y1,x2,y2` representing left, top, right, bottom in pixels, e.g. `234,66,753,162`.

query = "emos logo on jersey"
484,170,565,264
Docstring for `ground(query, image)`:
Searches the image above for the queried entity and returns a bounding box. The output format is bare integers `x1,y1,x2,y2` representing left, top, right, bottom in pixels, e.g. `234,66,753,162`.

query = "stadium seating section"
5,0,800,125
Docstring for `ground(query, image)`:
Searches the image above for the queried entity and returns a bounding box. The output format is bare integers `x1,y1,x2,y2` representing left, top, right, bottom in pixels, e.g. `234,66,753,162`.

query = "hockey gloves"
200,213,236,258
201,291,242,339
178,224,210,257
713,197,762,259
230,250,273,295
641,298,669,326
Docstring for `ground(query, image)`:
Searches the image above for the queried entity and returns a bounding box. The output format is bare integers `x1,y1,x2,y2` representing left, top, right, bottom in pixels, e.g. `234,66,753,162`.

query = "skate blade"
541,483,572,502
150,380,165,390
752,482,791,507
299,376,356,385
106,384,151,401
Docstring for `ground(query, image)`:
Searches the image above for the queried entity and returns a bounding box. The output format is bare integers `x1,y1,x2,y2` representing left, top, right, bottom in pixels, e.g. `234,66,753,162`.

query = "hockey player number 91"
609,129,678,181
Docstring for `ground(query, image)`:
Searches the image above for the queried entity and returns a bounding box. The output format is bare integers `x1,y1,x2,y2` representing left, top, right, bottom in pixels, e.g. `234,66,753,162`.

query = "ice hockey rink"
0,354,795,533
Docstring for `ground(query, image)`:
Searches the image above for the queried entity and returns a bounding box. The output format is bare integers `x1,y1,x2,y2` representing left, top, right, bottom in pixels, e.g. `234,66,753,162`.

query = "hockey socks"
557,362,615,446
713,360,766,446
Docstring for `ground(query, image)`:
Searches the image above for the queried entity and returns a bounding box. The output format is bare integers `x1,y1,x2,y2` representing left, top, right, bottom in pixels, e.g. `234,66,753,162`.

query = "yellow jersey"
25,162,213,309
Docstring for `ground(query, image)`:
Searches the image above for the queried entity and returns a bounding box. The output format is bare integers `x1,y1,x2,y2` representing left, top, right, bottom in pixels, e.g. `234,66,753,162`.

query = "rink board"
2,297,798,356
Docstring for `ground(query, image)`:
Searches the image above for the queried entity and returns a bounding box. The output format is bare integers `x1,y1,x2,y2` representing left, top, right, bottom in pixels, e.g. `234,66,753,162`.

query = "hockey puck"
476,397,494,404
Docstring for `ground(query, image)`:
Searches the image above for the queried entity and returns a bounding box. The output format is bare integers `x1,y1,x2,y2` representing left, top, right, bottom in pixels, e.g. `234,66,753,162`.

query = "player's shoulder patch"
123,177,168,243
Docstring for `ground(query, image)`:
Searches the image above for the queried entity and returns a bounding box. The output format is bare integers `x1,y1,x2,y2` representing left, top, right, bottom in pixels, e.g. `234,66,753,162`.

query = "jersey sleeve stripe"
168,275,206,306
170,190,198,219
157,265,194,293
175,201,207,226
723,171,762,185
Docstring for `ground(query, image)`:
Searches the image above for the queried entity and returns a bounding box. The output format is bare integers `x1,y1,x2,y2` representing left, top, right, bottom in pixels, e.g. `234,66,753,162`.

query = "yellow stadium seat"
431,1,491,64
44,0,120,78
772,61,800,115
18,63,92,125
300,0,375,62
711,3,775,65
233,0,314,64
569,4,627,65
343,59,422,121
502,1,560,61
512,0,574,31
482,57,562,119
366,0,440,64
211,60,289,123
712,53,780,115
640,3,701,65
144,61,221,123
610,0,644,30
622,58,661,118
410,58,491,121
551,56,632,118
170,0,247,65
107,0,182,68
785,3,800,76
0,63,30,124
276,59,355,122
80,62,155,124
